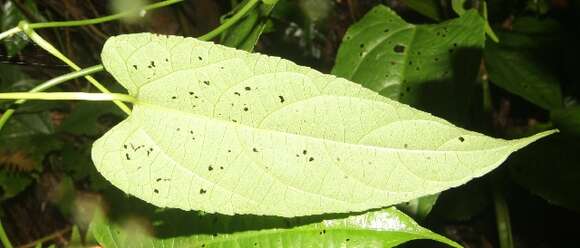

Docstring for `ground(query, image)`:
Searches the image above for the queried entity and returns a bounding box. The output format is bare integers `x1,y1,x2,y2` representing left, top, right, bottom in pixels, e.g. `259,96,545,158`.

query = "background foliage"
0,0,579,247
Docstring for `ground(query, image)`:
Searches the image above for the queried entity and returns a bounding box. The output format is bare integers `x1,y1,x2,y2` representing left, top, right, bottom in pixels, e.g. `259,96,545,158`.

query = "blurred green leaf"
402,0,442,21
90,189,461,248
59,143,109,190
509,135,580,212
332,5,484,122
220,0,279,51
0,0,42,56
484,37,562,110
0,170,33,201
430,179,489,221
59,102,123,136
550,107,580,136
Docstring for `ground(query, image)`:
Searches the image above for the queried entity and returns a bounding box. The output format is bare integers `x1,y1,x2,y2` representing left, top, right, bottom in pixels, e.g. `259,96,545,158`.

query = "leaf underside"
93,33,553,217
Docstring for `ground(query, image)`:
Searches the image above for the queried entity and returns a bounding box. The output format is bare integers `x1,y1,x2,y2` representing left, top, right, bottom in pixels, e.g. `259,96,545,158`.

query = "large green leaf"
93,33,553,217
484,36,562,110
90,191,461,248
509,135,580,212
331,5,484,122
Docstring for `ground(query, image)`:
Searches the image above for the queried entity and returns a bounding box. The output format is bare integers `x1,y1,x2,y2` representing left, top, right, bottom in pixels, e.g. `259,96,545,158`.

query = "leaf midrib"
135,100,526,155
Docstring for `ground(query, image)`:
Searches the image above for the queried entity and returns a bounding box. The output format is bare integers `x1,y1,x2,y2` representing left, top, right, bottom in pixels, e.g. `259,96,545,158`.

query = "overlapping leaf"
90,199,461,248
92,33,552,217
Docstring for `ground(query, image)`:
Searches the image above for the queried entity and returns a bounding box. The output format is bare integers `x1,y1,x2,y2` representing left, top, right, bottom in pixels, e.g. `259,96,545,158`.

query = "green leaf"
0,170,32,201
402,0,442,21
484,37,562,110
90,197,461,248
450,0,498,42
397,194,439,221
59,102,124,136
331,6,484,122
550,107,580,136
93,33,553,217
509,135,580,212
220,0,278,51
0,0,42,56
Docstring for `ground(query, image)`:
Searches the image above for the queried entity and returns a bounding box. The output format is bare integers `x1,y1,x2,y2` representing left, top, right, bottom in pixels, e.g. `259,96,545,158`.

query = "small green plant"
1,0,577,247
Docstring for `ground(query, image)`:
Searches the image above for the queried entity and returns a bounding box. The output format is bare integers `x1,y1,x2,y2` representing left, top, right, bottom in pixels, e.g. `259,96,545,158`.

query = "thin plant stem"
0,65,104,131
0,217,13,248
0,27,20,40
198,0,260,41
492,174,514,248
0,92,137,103
18,23,132,115
0,0,184,40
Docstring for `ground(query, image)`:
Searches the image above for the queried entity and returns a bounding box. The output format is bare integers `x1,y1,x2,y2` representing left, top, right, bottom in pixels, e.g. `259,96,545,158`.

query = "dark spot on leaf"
208,165,213,171
359,44,364,48
234,92,241,96
150,61,155,68
203,80,210,86
302,150,307,155
220,166,224,170
416,67,420,71
384,29,389,33
133,65,138,70
404,144,408,148
278,95,285,103
459,136,465,142
198,56,203,61
156,178,161,182
189,92,194,95
434,57,440,62
253,148,259,152
346,238,350,242
394,44,405,53
123,144,127,149
154,189,159,193
243,107,249,112
176,128,180,131
165,58,169,62
336,157,340,161
232,119,238,123
359,52,363,57
453,43,458,47
245,86,251,91
227,149,232,153
202,244,205,247
417,51,422,55
406,87,410,92
125,153,130,160
220,66,224,69
309,157,314,162
200,188,207,194
390,61,396,65
254,243,258,246
172,96,177,99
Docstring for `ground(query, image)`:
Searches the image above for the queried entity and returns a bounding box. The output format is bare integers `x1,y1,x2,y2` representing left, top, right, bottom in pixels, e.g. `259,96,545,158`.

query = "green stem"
492,175,514,248
0,65,104,131
0,218,13,248
18,23,132,115
0,0,184,40
198,0,260,41
0,27,21,40
0,92,137,103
